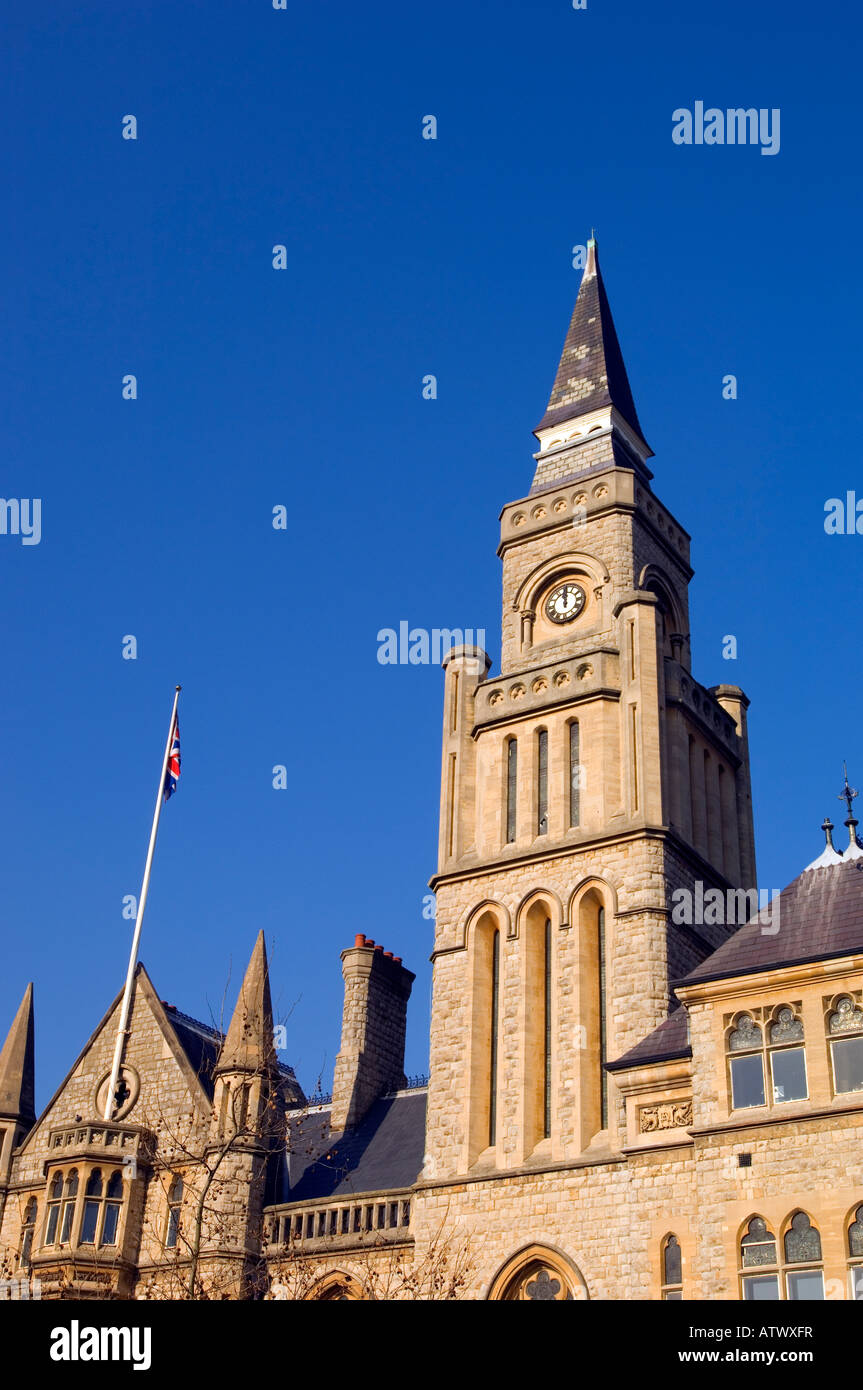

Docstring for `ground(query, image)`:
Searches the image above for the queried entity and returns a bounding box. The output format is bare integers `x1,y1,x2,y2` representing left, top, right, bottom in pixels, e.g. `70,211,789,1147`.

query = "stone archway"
487,1244,587,1301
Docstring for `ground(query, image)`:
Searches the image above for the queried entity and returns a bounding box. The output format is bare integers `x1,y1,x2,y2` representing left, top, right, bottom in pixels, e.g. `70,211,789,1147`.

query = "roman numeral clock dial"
544,582,586,624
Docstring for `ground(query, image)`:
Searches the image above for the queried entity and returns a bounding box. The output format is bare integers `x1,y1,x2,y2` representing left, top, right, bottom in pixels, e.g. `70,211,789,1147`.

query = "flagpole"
103,685,181,1121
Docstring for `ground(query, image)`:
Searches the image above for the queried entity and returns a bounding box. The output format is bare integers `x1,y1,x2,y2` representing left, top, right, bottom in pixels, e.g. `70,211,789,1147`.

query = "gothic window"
827,996,863,1095
80,1168,103,1244
727,1009,807,1110
489,929,500,1146
44,1172,63,1246
739,1217,779,1301
59,1169,79,1244
598,905,607,1129
506,739,517,843
783,1213,824,1301
661,1234,683,1299
847,1205,863,1301
543,918,552,1139
165,1175,183,1250
767,1008,807,1103
101,1170,123,1246
19,1198,37,1269
568,721,580,828
537,729,548,835
494,1255,577,1301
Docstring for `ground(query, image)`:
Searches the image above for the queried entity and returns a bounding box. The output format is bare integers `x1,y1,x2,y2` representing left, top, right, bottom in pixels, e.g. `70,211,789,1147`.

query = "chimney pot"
393,956,402,964
383,950,393,959
374,944,383,953
365,939,375,948
353,933,366,949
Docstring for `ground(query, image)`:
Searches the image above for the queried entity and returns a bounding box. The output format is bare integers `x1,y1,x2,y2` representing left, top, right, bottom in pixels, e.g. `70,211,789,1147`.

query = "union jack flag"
164,719,181,800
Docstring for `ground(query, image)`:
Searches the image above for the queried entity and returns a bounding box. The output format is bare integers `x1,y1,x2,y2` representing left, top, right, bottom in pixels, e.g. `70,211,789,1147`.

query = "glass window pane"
787,1270,824,1301
44,1205,59,1245
784,1212,821,1264
831,1037,863,1094
663,1289,682,1300
729,1017,762,1052
60,1202,75,1243
80,1200,100,1244
849,1267,863,1301
663,1236,682,1285
102,1203,120,1246
731,1053,765,1108
770,1047,807,1103
743,1274,779,1301
166,1207,180,1249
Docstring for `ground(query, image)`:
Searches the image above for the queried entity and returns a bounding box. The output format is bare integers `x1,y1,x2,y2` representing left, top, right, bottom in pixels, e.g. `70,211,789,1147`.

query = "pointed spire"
0,984,36,1125
535,237,648,446
216,933,277,1074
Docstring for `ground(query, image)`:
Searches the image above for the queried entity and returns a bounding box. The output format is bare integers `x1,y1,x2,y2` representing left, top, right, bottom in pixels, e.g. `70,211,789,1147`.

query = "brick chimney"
329,935,415,1132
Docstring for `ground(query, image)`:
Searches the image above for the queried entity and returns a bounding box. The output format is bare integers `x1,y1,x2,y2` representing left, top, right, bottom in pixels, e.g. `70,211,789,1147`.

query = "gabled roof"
535,239,647,445
606,1008,690,1072
282,1090,427,1202
678,857,863,987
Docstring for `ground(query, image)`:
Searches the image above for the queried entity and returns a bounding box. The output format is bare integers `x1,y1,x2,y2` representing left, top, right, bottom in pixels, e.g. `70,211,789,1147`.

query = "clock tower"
423,239,756,1179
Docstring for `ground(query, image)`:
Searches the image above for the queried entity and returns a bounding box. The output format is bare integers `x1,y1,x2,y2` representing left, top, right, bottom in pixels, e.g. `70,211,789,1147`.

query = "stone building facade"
2,242,862,1300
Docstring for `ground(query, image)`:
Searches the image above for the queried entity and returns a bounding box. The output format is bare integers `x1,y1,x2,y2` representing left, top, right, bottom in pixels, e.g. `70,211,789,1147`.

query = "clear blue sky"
2,0,861,1108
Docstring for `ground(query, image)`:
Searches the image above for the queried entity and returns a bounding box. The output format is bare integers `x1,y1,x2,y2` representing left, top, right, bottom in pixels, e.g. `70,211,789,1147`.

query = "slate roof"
677,858,863,987
535,239,646,442
160,1003,303,1104
282,1090,427,1202
606,1007,691,1072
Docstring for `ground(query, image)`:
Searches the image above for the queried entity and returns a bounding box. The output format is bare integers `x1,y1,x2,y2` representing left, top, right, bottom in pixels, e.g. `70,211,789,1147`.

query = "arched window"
506,739,517,843
80,1168,103,1244
101,1170,123,1247
59,1169,79,1244
543,917,552,1138
739,1216,779,1300
166,1175,183,1250
767,1008,807,1103
727,1008,807,1111
488,1246,584,1301
19,1198,37,1269
43,1172,63,1246
783,1213,823,1301
661,1234,683,1300
489,929,500,1146
568,721,580,827
597,904,607,1128
847,1205,863,1301
537,729,548,835
827,996,863,1095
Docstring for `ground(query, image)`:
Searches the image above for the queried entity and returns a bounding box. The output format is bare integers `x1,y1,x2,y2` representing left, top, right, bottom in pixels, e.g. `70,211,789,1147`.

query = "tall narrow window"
739,1217,779,1301
598,906,607,1129
446,753,456,857
450,671,459,732
19,1199,37,1269
630,705,639,811
101,1171,123,1247
569,722,580,827
784,1213,824,1300
506,739,517,843
537,730,548,835
543,918,552,1138
847,1205,863,1301
489,931,500,1146
166,1175,183,1250
44,1173,63,1246
661,1235,683,1299
81,1169,103,1244
59,1169,78,1244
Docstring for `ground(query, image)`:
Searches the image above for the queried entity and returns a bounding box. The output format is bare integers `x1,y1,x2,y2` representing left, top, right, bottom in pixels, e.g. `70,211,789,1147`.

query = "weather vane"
838,762,859,821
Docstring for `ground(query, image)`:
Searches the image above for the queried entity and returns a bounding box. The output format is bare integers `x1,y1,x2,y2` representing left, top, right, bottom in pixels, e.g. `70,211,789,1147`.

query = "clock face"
545,582,586,625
